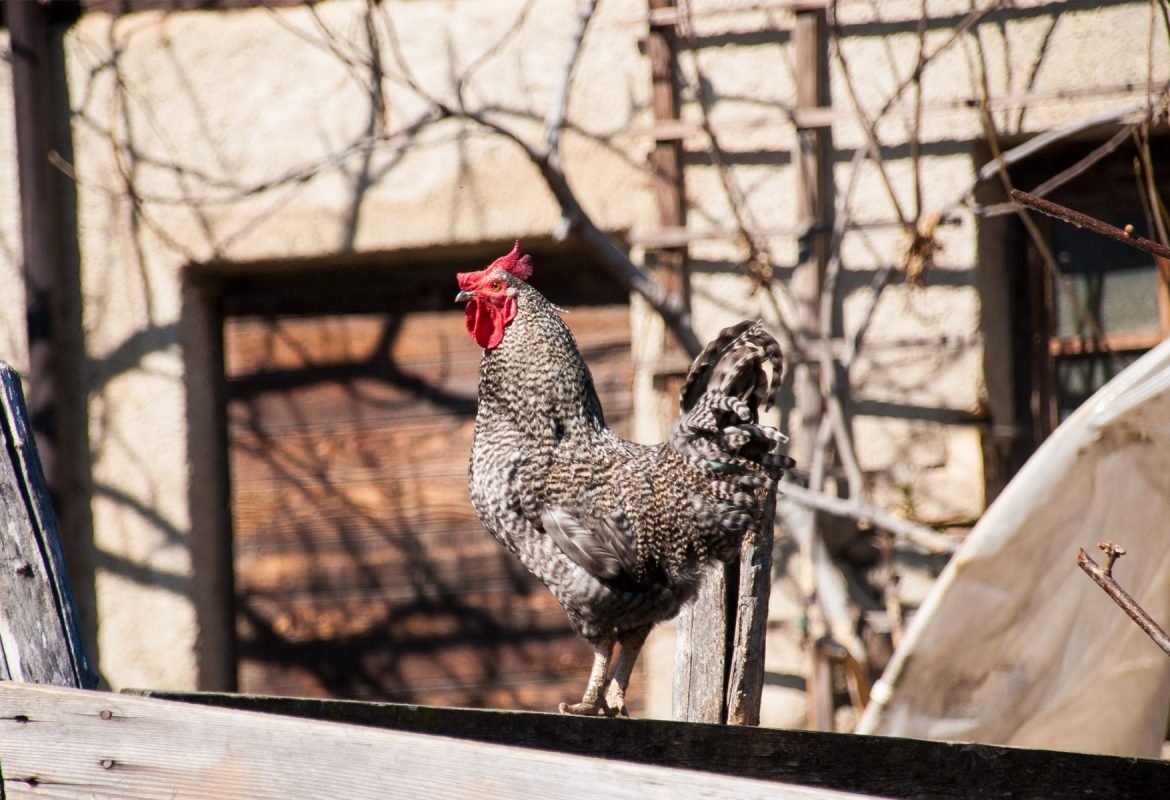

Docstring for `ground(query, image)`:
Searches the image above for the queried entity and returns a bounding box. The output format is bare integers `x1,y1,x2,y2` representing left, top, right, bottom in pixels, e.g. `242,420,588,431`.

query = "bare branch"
544,0,597,162
456,0,539,110
1134,125,1170,245
1078,546,1170,658
675,2,801,357
828,6,912,236
780,482,958,555
869,0,1007,124
939,98,1159,218
1026,124,1138,204
1010,189,1170,261
377,2,702,355
818,147,867,500
970,37,1108,342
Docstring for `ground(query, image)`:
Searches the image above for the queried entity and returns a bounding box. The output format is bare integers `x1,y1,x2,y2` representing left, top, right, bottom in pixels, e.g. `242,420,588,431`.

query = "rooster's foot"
603,682,630,718
558,700,613,717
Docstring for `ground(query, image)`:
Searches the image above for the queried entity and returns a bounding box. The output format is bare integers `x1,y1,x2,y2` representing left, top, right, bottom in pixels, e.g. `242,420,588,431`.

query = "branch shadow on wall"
224,306,598,710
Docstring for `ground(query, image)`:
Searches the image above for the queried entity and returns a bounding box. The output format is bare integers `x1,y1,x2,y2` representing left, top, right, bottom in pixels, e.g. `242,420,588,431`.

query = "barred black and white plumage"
457,242,793,716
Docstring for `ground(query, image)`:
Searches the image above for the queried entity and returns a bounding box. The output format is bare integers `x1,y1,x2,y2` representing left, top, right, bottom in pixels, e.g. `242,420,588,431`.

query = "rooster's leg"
559,637,614,716
604,626,651,718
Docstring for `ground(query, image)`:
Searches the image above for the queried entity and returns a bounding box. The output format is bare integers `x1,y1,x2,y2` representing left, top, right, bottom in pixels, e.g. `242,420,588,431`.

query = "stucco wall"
55,0,661,690
0,29,27,372
0,0,1165,715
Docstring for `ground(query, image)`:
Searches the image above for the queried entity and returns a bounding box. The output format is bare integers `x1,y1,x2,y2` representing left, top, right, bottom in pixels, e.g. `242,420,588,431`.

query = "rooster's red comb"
489,240,533,281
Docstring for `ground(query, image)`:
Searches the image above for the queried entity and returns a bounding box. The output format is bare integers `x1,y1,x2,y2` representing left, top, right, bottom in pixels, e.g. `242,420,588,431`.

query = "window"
1024,141,1170,439
979,134,1170,494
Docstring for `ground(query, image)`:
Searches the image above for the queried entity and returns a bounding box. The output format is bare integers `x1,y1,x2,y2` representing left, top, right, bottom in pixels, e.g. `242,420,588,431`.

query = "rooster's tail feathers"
678,320,782,418
671,321,793,484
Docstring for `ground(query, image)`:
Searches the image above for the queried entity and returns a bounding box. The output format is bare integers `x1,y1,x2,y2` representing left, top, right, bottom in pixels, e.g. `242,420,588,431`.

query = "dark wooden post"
181,277,239,691
792,2,834,730
9,0,97,657
10,0,77,515
0,363,95,687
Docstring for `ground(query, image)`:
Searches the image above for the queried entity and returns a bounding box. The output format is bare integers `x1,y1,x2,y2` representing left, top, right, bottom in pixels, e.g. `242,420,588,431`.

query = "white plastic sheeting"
857,338,1170,757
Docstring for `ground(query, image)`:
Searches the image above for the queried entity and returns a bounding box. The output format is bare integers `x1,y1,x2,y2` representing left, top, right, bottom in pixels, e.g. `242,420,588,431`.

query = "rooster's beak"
455,290,473,303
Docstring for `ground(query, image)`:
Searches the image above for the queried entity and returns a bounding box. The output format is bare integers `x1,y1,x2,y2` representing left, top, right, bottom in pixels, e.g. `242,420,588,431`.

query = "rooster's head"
455,240,533,349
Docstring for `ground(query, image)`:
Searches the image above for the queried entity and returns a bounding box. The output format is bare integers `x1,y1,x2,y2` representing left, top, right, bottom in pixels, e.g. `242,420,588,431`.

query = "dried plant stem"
938,97,1159,217
779,481,956,555
543,0,597,162
1010,190,1170,261
1077,548,1170,658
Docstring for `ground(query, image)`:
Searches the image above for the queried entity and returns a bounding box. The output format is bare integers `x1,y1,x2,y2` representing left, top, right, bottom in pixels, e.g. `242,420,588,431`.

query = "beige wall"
0,0,1164,714
0,29,27,372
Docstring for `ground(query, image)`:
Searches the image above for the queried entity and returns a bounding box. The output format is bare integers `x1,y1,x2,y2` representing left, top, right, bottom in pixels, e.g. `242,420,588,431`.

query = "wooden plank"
641,0,824,27
139,690,1170,799
233,671,589,713
182,277,238,691
725,519,774,725
0,683,862,800
671,565,728,722
0,364,94,688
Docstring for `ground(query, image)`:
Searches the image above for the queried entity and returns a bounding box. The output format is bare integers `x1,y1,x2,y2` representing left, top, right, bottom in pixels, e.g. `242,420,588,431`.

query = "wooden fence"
1,359,1168,798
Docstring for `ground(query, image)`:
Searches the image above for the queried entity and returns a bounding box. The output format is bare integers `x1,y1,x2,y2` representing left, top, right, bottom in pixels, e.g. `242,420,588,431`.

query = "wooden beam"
0,684,865,800
627,216,950,249
10,0,63,505
640,0,826,28
646,0,689,292
791,2,835,732
138,690,1170,799
0,364,94,688
180,276,238,692
639,81,1152,142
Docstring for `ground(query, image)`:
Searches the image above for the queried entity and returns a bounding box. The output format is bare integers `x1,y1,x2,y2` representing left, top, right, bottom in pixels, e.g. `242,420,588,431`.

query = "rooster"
456,242,792,716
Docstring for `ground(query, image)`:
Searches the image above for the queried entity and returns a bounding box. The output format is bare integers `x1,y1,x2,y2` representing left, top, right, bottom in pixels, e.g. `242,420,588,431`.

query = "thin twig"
675,2,801,357
1077,547,1170,658
970,38,1107,342
779,481,958,555
815,147,868,501
910,0,928,220
1134,125,1170,245
544,0,597,162
1035,125,1137,201
379,3,703,356
1010,189,1170,261
828,5,912,237
938,97,1160,217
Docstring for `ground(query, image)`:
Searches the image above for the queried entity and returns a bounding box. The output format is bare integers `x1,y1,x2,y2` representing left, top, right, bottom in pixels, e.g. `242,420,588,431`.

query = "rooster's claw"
558,700,613,717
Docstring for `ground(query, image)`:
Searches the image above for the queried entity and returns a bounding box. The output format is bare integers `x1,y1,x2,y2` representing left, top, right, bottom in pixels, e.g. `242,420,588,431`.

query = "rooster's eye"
489,280,503,291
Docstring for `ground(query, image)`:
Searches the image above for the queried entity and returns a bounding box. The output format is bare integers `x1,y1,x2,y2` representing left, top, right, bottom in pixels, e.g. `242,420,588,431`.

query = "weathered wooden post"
0,362,95,688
